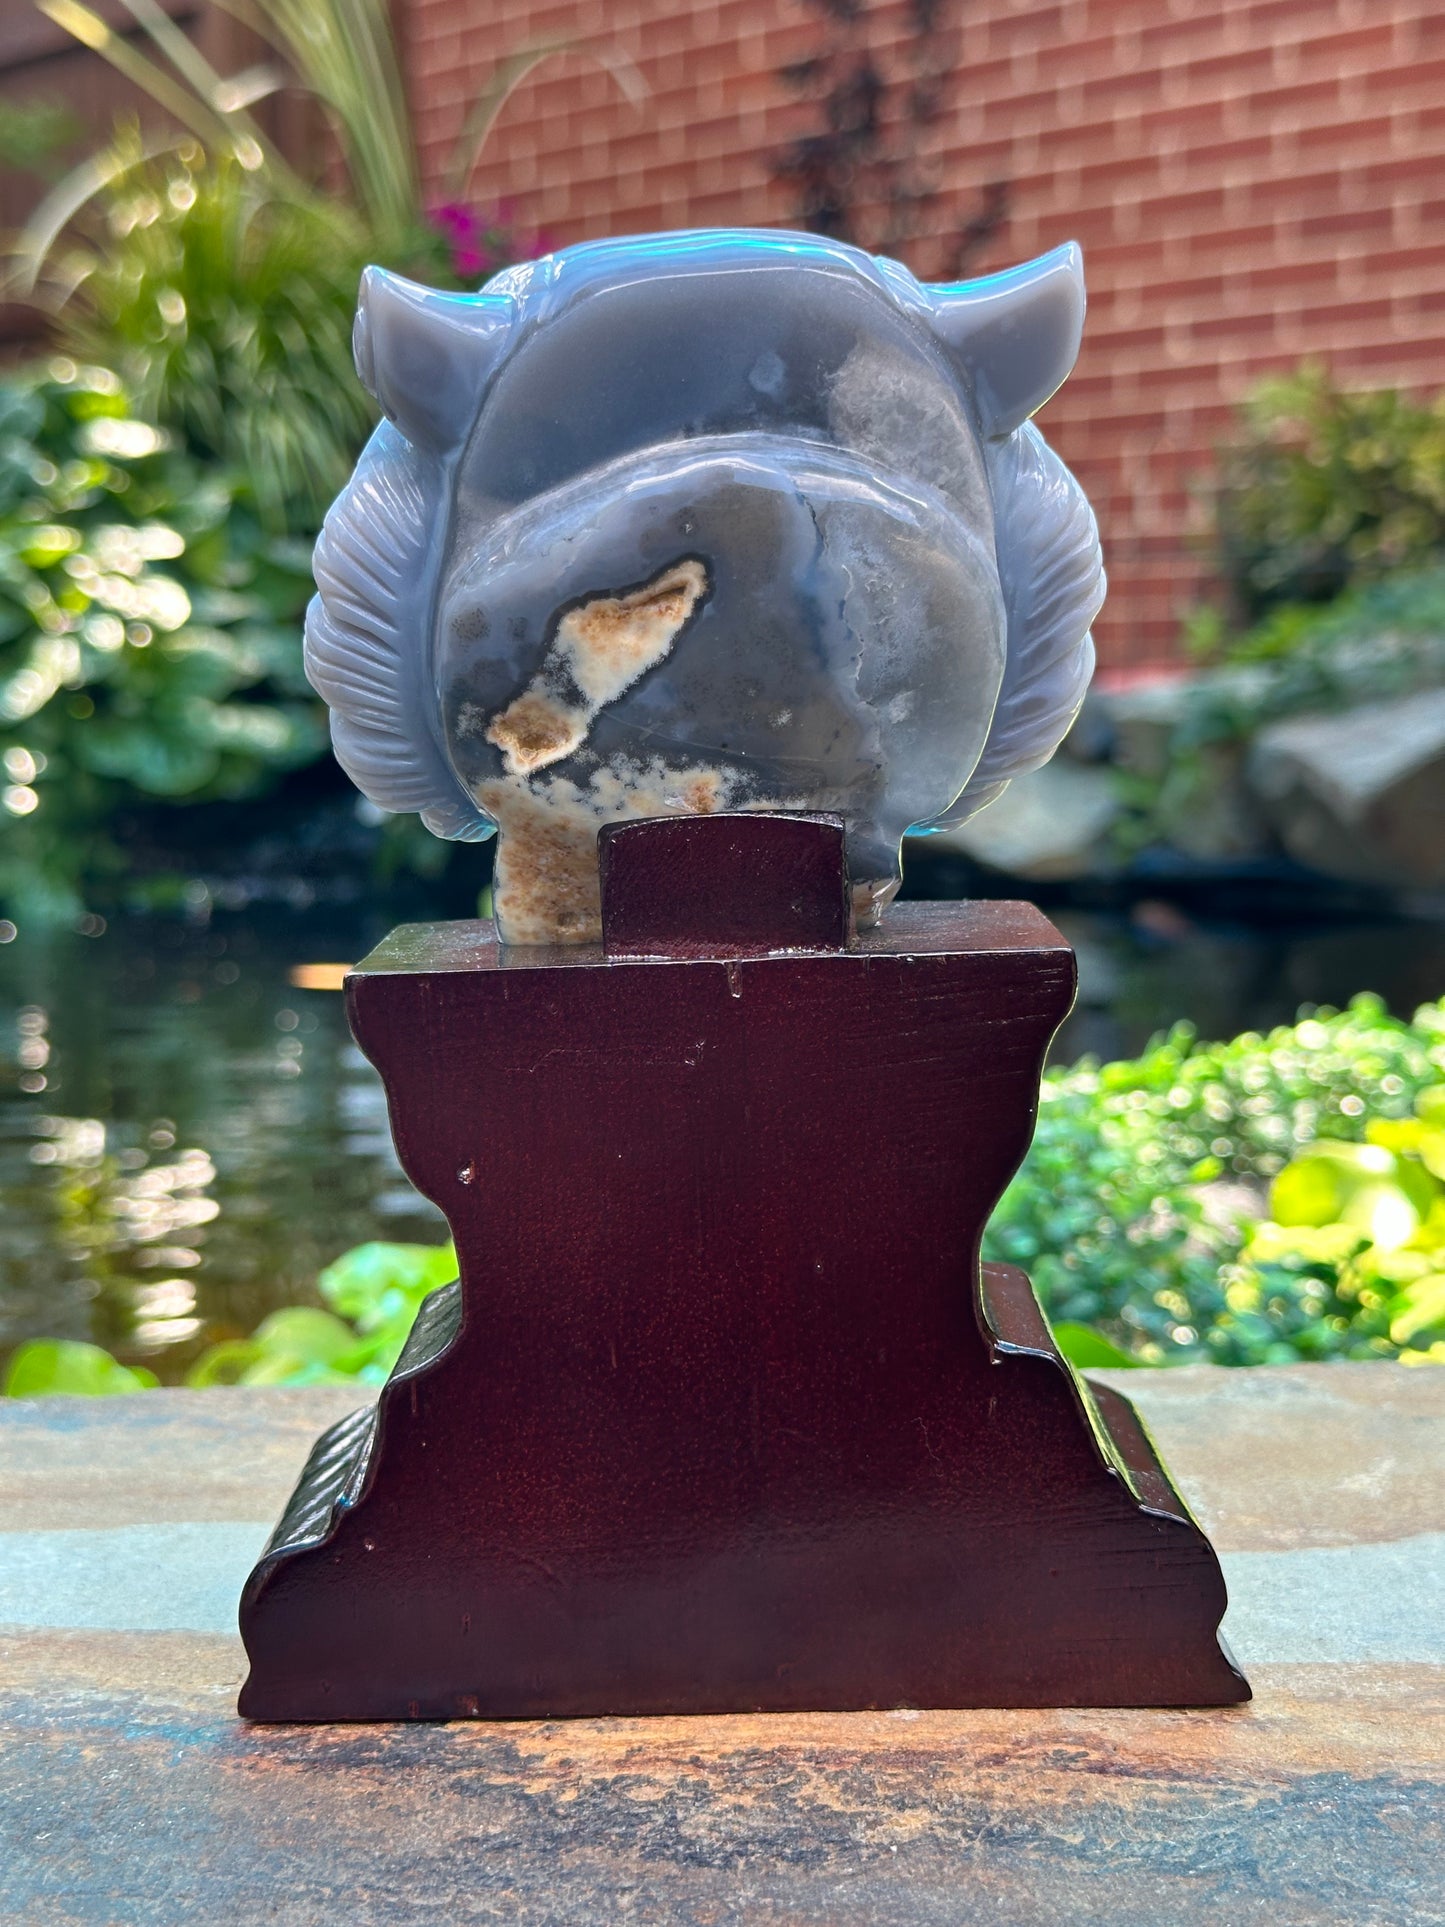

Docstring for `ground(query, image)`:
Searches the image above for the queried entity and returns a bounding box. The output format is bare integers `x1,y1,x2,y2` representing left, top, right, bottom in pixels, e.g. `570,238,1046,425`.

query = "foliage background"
986,994,1445,1368
1204,364,1445,626
0,361,319,923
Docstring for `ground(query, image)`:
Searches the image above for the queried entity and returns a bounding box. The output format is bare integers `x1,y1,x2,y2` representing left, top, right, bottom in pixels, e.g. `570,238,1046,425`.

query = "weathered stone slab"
920,759,1121,878
1,1366,1441,1924
1101,673,1194,782
1248,688,1445,888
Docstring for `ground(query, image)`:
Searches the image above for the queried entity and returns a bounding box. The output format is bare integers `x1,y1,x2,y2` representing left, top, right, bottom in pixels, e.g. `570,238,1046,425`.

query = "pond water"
3,895,1444,1384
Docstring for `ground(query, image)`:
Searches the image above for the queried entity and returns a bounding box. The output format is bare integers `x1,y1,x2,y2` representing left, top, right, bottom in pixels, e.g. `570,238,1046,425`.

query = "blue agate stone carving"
305,229,1105,943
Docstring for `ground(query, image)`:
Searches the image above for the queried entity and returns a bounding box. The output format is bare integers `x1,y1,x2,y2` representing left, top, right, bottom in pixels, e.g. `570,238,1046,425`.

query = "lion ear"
923,242,1085,439
353,267,516,457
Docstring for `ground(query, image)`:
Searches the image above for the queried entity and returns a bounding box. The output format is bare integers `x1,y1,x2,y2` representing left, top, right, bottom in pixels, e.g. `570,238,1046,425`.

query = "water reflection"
0,914,444,1384
1053,904,1445,1065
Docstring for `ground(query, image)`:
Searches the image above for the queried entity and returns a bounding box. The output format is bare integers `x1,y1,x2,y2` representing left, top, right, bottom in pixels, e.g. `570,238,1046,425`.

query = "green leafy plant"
49,144,380,531
1192,561,1445,676
3,1236,455,1395
4,1338,157,1395
1049,1324,1140,1370
207,4,639,259
1228,1091,1445,1367
20,0,639,262
0,360,321,920
1205,363,1445,623
984,992,1445,1365
186,1240,457,1386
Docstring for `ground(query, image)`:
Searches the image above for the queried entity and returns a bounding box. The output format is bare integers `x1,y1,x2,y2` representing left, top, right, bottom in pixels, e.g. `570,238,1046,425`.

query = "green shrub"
4,1338,157,1396
984,993,1445,1364
1226,1106,1445,1369
185,1241,457,1388
1189,560,1445,671
1177,565,1445,742
58,148,380,533
1208,363,1445,621
0,360,321,921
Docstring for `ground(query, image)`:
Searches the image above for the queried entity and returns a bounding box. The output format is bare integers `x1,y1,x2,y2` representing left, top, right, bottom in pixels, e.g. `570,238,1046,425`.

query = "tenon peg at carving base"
238,815,1247,1720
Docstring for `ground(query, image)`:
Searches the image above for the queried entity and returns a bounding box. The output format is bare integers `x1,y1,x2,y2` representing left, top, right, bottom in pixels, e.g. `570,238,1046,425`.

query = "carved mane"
919,421,1103,831
303,424,489,842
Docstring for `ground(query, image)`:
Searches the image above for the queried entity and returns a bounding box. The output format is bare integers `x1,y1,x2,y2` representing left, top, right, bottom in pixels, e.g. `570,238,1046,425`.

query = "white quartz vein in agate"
304,228,1106,943
485,559,712,778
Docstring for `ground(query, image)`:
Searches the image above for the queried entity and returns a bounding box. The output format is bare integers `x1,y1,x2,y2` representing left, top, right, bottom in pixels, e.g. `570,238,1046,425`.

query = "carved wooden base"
239,816,1247,1720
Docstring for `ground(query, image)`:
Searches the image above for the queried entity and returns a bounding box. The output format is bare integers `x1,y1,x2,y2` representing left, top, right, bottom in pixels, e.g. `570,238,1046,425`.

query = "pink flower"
429,202,478,240
425,201,549,282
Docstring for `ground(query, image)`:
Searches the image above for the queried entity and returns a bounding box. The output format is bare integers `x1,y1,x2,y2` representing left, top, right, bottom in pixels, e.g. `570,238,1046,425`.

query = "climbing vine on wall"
774,0,1010,278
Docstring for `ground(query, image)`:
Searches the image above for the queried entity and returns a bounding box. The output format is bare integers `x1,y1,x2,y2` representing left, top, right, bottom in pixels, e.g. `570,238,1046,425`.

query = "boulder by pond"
1247,687,1445,889
936,642,1445,896
922,759,1120,879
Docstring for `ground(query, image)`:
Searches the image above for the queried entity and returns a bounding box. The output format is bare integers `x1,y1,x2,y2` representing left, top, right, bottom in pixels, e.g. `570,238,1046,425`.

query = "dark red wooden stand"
239,814,1247,1720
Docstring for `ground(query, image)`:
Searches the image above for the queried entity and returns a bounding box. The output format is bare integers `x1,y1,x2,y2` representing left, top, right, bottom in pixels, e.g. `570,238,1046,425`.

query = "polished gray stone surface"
305,232,1105,941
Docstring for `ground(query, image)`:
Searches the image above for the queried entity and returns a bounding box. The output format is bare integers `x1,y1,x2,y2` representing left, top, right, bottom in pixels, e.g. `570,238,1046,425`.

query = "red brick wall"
404,0,1445,670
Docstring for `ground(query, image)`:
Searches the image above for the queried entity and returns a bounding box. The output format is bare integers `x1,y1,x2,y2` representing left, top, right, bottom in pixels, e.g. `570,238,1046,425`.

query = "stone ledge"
1,1364,1441,1924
